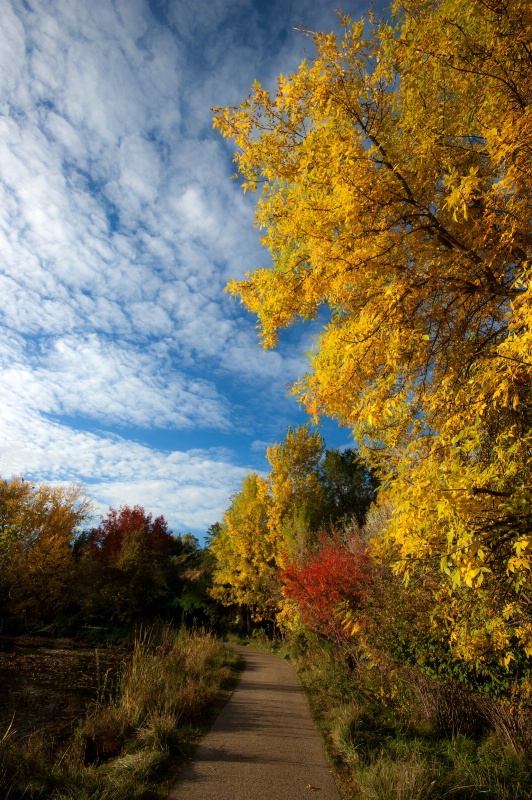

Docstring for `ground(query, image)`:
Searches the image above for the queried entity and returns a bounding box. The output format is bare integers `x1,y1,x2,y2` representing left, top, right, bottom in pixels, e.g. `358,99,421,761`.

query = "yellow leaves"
215,1,532,663
507,553,532,583
211,427,326,620
513,537,532,560
463,566,491,589
442,166,483,221
339,604,361,638
0,478,91,618
210,473,280,620
266,425,324,558
502,652,515,669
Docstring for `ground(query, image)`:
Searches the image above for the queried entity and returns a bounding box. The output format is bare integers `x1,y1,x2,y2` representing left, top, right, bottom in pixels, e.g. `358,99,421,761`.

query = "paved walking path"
168,645,341,800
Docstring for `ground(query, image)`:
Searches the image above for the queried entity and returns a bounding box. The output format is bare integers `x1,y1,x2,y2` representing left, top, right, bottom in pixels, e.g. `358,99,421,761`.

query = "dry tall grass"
284,631,532,800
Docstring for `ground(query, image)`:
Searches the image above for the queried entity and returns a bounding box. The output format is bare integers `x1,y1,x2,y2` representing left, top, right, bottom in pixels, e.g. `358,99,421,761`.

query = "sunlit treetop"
215,0,531,437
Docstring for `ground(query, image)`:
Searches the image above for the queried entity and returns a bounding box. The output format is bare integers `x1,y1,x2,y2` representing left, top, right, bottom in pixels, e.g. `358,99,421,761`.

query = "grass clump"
285,631,531,800
0,625,241,799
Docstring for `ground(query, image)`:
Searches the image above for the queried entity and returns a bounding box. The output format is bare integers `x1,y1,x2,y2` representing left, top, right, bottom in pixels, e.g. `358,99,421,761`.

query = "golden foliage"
266,424,324,560
210,426,325,626
214,0,532,661
210,472,279,621
0,477,92,617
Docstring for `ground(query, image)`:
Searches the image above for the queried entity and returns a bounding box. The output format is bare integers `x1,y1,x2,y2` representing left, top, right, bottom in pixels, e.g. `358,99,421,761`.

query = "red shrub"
279,533,370,636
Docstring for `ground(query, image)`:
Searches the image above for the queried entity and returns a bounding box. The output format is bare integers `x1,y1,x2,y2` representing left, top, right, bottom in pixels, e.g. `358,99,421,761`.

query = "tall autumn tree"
0,477,91,620
83,505,174,624
210,473,279,627
214,0,532,663
89,505,173,564
266,425,324,558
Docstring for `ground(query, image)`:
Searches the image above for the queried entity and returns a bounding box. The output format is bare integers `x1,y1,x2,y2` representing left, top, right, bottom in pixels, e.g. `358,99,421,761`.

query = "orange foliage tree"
0,477,91,619
280,533,370,638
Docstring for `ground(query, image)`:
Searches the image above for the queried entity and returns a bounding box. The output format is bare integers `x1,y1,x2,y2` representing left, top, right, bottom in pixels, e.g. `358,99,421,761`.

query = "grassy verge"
286,633,531,800
1,625,242,799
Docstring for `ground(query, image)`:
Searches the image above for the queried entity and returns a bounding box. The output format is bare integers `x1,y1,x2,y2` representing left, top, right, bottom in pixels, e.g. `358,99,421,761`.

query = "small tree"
0,477,91,620
210,473,280,628
84,505,174,624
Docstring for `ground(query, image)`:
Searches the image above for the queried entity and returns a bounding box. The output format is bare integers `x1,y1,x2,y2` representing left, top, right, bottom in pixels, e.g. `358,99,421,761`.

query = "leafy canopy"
0,477,91,618
210,472,279,622
280,533,370,637
214,0,532,661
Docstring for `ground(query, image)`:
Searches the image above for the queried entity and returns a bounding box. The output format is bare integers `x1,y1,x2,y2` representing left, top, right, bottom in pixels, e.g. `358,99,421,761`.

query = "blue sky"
0,0,378,538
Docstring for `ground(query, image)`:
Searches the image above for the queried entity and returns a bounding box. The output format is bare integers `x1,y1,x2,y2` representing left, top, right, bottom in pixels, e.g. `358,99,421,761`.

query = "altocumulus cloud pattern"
0,0,356,536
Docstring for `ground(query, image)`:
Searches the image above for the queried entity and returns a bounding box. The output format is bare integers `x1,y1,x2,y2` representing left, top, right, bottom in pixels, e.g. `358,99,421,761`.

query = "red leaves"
90,505,173,563
279,533,370,636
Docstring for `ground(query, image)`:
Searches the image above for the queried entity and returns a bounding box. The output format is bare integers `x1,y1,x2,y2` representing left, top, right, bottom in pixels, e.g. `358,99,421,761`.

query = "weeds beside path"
230,632,531,800
0,625,242,800
288,636,532,800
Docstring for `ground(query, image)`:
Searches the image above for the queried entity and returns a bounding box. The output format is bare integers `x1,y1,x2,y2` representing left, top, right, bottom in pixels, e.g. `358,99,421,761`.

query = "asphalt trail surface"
168,645,340,800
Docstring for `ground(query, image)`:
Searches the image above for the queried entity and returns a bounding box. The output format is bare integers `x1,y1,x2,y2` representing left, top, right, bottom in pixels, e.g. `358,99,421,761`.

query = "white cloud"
0,404,247,534
0,1,265,362
0,0,358,534
0,332,232,431
0,325,244,533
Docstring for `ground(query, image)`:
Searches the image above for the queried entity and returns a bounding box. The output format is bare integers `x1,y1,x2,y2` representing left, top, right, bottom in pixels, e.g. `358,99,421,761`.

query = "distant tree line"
0,477,218,637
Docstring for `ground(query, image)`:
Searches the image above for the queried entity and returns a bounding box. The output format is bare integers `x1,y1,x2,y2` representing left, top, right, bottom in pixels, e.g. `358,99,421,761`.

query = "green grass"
278,632,532,800
0,625,242,799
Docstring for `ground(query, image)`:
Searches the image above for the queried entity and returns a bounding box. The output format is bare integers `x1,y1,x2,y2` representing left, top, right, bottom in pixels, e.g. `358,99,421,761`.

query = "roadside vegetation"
0,479,239,799
234,619,531,800
214,435,532,798
0,625,240,800
288,632,531,800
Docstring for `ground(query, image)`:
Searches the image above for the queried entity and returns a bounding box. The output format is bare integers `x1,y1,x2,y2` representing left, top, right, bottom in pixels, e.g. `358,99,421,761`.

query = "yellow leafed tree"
266,425,324,559
0,477,92,618
214,0,532,662
210,427,325,630
210,472,280,624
